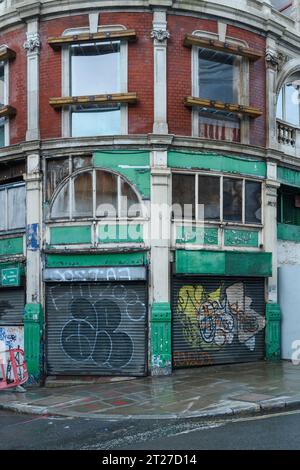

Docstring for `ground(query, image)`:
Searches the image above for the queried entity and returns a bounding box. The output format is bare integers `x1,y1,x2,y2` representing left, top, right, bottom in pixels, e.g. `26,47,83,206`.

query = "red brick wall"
167,15,217,136
226,25,266,147
4,12,266,148
167,16,266,146
1,26,27,145
39,12,153,140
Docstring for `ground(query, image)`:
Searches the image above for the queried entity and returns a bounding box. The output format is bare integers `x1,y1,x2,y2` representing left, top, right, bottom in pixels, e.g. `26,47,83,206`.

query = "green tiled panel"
176,226,218,245
224,229,259,247
50,226,91,245
97,224,143,243
277,223,300,242
0,237,23,257
46,252,148,268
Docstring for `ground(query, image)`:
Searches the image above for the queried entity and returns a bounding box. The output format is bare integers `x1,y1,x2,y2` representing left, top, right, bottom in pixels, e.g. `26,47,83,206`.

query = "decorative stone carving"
151,29,170,42
23,32,41,52
266,49,288,71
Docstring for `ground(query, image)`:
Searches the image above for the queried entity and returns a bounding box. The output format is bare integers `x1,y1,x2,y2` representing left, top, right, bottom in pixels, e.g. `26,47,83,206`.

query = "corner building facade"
0,0,297,384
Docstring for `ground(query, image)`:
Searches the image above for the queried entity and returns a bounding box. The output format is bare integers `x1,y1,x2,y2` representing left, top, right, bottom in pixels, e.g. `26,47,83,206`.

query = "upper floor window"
48,28,140,138
194,48,242,143
172,172,262,225
184,33,262,143
69,41,122,137
198,49,240,104
276,73,300,127
49,167,142,220
0,182,26,231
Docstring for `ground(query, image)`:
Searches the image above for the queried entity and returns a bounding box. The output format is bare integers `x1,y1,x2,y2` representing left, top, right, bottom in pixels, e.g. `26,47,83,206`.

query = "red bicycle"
0,349,28,390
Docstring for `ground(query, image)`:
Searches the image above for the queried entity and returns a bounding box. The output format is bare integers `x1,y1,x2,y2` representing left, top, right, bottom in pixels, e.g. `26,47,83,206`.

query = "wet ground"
1,408,300,450
1,361,300,419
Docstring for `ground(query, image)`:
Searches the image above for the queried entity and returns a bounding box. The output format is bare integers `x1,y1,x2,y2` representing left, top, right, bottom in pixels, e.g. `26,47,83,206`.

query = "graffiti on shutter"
172,277,265,368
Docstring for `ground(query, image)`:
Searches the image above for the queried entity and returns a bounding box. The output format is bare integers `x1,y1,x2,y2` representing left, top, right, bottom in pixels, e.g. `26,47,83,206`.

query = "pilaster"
24,19,41,141
151,10,169,135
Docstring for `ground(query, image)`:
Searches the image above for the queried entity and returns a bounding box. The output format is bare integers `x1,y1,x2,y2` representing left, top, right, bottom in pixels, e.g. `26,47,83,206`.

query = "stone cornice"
1,135,300,172
0,0,298,49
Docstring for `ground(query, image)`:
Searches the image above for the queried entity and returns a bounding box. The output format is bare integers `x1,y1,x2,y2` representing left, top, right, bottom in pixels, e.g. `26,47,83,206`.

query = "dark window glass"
198,48,239,103
172,174,195,219
73,172,93,217
245,181,262,223
223,178,243,222
198,175,220,220
279,187,300,226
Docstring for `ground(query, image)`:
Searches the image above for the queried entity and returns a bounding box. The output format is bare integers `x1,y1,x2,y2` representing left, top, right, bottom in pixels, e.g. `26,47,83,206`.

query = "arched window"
277,72,300,126
51,169,142,220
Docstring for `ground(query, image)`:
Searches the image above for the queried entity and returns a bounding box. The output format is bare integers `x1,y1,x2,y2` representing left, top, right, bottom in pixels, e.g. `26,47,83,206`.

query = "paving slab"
1,361,300,420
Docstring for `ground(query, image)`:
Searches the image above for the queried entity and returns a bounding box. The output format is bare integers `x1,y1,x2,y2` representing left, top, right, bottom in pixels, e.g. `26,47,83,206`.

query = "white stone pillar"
25,154,42,304
150,150,171,302
151,11,169,135
264,161,280,303
24,19,41,141
291,0,300,32
266,39,281,151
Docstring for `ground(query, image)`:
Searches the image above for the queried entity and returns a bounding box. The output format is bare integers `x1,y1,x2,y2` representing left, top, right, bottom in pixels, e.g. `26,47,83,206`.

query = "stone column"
24,153,43,384
24,19,41,141
265,39,287,150
150,149,172,375
151,10,169,134
264,161,281,361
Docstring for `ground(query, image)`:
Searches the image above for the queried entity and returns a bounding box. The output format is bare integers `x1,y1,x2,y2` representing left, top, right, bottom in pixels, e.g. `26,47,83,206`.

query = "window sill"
183,34,263,61
48,29,137,50
184,96,262,119
0,105,16,118
49,93,138,109
0,46,16,62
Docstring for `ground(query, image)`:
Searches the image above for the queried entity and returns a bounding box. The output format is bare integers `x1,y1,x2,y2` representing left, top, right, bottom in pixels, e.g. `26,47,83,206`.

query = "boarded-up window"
73,172,93,217
96,171,118,217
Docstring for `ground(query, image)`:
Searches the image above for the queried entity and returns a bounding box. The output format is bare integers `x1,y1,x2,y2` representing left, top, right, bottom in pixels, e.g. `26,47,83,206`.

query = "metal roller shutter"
0,288,25,326
46,282,148,376
172,276,265,368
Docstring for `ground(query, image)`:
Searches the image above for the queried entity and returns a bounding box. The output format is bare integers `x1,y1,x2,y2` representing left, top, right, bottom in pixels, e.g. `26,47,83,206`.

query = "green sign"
1,267,20,286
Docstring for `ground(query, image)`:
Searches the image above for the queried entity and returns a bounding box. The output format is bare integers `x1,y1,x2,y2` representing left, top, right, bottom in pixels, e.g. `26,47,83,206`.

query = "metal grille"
46,282,147,376
0,288,25,326
172,277,265,368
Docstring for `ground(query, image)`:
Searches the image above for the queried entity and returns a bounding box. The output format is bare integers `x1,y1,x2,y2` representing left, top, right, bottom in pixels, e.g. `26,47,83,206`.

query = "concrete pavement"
1,361,300,420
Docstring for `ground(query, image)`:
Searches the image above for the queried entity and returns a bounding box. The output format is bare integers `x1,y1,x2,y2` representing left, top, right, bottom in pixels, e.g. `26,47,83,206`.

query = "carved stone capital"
151,29,170,42
266,49,288,71
23,32,41,53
